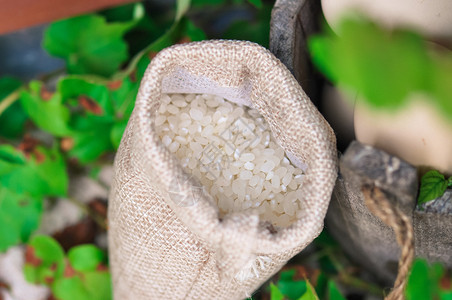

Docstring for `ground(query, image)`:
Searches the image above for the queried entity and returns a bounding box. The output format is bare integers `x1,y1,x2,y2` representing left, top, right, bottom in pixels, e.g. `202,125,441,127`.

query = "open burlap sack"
108,40,337,299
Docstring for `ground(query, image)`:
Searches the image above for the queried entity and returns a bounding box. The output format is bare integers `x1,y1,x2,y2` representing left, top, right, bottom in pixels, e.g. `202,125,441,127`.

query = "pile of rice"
155,93,305,227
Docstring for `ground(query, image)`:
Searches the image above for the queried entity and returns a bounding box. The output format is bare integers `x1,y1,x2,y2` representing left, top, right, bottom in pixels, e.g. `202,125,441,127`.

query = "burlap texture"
108,40,338,299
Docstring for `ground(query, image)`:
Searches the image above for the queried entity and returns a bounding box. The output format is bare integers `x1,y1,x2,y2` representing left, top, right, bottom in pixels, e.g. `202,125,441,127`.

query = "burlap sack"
108,40,337,299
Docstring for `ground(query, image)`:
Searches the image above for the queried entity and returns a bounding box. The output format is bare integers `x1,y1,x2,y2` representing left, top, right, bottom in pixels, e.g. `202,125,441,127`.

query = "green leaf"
0,144,68,197
102,3,167,59
108,77,138,149
441,290,452,300
309,18,429,110
53,271,112,300
33,145,69,197
29,236,65,266
277,270,307,300
24,235,65,284
418,170,448,205
0,189,42,252
327,281,346,300
43,10,143,77
314,273,328,300
183,18,207,42
442,293,452,300
0,145,68,251
0,77,27,138
53,276,91,300
58,76,132,162
191,0,226,6
270,282,285,300
0,144,26,176
101,2,145,23
406,259,440,300
247,0,263,8
103,16,206,149
148,16,204,52
24,238,112,300
135,52,152,81
0,101,28,139
111,120,128,149
59,77,114,117
68,117,115,163
68,245,106,272
314,230,339,248
175,0,191,22
121,13,204,82
222,4,272,47
0,77,22,99
56,67,143,163
82,272,112,300
431,52,452,121
83,271,113,300
299,280,319,300
308,36,337,85
20,81,72,136
108,77,138,118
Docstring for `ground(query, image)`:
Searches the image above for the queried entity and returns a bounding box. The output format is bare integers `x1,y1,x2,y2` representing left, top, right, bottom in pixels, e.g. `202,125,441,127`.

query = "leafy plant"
269,268,344,300
406,259,452,300
15,13,206,164
0,0,271,256
418,170,452,205
0,189,42,252
43,3,145,77
308,17,452,121
0,0,197,255
0,143,67,251
247,0,263,9
327,281,346,300
0,77,26,138
276,269,308,299
20,81,72,137
24,236,111,300
222,1,272,47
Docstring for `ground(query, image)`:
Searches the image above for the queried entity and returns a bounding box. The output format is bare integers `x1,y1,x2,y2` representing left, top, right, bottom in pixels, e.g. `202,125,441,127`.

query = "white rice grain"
155,93,306,227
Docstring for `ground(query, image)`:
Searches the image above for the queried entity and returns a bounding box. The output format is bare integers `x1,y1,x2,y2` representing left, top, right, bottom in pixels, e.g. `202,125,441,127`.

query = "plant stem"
0,88,22,117
66,197,107,230
38,67,65,82
326,248,383,296
299,248,332,264
337,273,384,296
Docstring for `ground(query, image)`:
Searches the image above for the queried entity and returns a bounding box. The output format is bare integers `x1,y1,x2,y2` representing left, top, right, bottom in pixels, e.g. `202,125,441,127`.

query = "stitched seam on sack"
183,250,211,299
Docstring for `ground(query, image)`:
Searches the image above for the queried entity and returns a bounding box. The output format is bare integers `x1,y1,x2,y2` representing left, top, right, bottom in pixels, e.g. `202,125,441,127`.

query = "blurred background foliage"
0,0,450,299
0,0,272,253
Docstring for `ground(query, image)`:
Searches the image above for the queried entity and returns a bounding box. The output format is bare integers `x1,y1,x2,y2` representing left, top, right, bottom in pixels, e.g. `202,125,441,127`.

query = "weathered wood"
328,142,452,283
270,0,452,284
328,142,418,284
270,0,322,104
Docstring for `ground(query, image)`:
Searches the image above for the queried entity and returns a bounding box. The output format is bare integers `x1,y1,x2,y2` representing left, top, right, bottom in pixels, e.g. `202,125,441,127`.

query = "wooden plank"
0,0,139,35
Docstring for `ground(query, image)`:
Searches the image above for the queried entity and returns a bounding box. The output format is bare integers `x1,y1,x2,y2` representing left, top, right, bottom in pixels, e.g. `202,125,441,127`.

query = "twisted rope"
362,185,415,300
